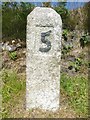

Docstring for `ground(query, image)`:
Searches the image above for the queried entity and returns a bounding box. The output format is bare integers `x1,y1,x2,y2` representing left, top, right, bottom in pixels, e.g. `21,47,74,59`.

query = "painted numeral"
39,30,51,52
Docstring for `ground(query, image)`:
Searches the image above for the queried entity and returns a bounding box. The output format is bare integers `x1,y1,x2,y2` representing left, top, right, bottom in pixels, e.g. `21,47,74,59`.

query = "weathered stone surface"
26,7,62,111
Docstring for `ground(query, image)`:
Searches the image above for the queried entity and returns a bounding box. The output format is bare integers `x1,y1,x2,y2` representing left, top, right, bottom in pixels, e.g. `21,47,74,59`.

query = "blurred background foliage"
2,2,89,41
2,2,34,41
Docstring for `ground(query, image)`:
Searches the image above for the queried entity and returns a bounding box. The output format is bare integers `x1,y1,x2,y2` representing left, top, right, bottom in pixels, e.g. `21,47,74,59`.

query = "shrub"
9,51,17,60
62,29,69,41
62,43,73,55
54,5,70,29
80,33,90,48
68,57,83,72
2,2,35,41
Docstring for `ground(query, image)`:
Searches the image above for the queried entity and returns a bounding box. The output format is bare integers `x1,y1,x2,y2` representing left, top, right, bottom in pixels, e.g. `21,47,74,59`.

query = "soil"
7,88,78,118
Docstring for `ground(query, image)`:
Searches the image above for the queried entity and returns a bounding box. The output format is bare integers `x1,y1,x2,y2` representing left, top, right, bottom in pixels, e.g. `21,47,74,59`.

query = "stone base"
26,54,60,111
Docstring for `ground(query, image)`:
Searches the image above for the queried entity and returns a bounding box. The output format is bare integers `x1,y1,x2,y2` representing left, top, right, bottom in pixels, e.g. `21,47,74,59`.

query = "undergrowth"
61,73,88,117
1,70,88,118
1,69,25,118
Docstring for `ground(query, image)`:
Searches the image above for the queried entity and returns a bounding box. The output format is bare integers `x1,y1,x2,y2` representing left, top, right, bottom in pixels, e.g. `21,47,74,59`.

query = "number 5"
39,30,51,52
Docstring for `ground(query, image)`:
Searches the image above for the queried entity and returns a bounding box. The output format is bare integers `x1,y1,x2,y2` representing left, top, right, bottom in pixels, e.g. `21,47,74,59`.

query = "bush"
62,43,73,55
2,2,35,41
62,29,69,41
68,57,83,72
80,33,90,48
54,5,70,28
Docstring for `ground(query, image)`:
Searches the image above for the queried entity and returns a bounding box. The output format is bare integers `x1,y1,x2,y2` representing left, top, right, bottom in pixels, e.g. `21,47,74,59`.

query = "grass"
1,69,88,118
61,73,88,117
1,69,26,118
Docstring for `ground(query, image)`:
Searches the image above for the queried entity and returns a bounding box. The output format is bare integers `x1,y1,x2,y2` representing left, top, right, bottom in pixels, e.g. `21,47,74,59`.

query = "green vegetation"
62,29,69,41
80,33,90,48
1,2,89,118
2,2,34,40
2,70,26,118
2,2,89,41
2,2,69,41
61,73,88,116
54,5,70,29
62,43,73,55
68,57,83,72
1,69,88,117
9,51,17,60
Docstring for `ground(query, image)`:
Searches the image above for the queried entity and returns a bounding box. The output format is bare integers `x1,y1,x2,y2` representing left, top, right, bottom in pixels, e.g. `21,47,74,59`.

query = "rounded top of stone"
27,7,62,27
33,7,57,12
28,7,61,18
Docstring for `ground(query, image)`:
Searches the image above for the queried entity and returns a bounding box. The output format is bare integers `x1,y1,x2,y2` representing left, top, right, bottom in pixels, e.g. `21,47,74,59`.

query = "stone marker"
26,7,62,111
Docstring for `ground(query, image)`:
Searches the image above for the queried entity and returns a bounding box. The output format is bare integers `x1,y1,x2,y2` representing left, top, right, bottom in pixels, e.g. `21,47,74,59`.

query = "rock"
6,45,17,52
2,42,17,52
16,43,22,48
12,40,15,44
22,50,26,54
26,7,62,111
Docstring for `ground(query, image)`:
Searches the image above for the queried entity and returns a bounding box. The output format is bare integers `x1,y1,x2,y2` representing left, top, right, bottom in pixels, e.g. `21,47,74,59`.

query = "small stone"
12,40,15,44
6,45,16,52
16,43,21,48
2,42,16,52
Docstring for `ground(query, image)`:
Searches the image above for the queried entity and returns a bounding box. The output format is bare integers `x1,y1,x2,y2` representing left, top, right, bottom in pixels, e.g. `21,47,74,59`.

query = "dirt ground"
7,89,79,118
